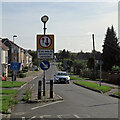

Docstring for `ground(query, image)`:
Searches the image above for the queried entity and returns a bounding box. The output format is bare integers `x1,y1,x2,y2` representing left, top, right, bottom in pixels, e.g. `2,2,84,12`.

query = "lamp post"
13,35,17,81
41,15,49,96
13,35,17,43
41,15,49,35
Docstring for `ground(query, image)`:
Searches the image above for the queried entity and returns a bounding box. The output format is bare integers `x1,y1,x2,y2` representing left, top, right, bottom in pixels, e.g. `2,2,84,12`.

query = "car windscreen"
57,73,67,76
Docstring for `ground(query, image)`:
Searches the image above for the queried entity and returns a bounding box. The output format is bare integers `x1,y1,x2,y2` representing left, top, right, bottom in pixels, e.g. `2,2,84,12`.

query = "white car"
54,71,70,84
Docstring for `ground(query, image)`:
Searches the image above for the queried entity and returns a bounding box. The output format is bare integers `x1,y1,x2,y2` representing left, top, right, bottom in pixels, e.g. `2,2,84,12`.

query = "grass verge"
0,89,18,94
0,95,18,114
70,76,81,80
74,81,112,93
26,71,39,75
0,81,26,88
113,92,120,96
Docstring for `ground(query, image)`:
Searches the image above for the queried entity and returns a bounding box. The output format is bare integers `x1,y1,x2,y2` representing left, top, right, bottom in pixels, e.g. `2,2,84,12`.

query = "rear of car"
54,71,70,84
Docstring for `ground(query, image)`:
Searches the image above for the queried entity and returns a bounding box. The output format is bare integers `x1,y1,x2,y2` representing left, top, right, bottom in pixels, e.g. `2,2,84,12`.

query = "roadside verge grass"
0,81,26,88
0,89,18,94
0,94,18,114
70,76,81,80
113,92,120,96
74,81,113,93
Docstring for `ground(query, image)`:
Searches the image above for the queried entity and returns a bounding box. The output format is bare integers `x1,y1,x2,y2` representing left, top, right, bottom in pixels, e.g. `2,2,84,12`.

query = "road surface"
10,63,118,119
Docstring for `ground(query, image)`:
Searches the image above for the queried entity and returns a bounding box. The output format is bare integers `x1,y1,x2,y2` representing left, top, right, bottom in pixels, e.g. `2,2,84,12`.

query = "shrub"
18,73,26,78
22,87,32,102
22,69,28,73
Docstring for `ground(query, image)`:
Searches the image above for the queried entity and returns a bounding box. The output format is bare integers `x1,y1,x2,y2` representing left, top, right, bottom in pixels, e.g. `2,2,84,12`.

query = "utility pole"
92,34,96,80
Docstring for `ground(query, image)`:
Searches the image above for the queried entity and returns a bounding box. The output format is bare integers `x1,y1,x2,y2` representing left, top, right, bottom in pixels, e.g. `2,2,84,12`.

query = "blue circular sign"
40,60,50,70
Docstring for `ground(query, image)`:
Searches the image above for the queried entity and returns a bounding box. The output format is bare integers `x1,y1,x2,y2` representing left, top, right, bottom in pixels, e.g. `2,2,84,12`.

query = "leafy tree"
102,26,119,71
87,57,94,70
28,50,40,67
73,59,86,74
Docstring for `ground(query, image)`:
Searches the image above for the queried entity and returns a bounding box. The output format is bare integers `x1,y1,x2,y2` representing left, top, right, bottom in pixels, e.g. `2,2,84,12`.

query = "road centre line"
31,101,63,110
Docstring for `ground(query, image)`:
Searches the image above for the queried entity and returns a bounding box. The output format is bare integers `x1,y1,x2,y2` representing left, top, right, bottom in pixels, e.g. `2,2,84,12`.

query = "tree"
102,26,119,71
28,50,40,67
87,57,94,70
73,59,86,74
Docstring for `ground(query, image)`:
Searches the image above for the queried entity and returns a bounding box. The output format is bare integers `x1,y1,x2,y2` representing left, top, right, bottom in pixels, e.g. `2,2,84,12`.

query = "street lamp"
41,15,49,35
13,35,17,81
13,35,17,43
40,15,49,97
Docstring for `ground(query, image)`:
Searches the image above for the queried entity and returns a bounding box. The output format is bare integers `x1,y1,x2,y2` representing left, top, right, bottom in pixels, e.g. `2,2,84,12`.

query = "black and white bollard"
38,80,42,99
50,80,53,98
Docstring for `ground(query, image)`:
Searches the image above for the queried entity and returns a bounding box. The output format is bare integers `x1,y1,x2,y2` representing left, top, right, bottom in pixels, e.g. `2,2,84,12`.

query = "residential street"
10,63,118,119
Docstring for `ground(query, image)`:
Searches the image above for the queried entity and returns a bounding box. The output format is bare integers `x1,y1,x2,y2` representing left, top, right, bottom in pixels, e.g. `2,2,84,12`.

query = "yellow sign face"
37,34,54,59
37,35,54,50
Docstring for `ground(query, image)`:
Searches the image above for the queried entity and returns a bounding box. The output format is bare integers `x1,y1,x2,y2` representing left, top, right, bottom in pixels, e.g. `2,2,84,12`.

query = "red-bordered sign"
37,34,54,59
39,35,52,48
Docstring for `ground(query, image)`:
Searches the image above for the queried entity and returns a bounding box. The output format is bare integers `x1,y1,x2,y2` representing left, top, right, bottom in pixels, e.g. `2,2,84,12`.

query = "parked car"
0,75,5,81
54,71,70,84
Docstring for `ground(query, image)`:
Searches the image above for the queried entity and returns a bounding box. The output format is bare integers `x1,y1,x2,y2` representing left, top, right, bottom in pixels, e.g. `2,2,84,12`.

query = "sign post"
37,15,54,98
98,60,103,86
40,60,50,96
10,62,21,84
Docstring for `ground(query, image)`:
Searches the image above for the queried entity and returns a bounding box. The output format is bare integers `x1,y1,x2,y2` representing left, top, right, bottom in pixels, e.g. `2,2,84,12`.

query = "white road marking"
73,114,80,118
22,117,25,120
31,116,36,119
33,76,38,80
39,115,52,118
57,114,70,118
57,115,62,118
19,83,27,90
30,84,35,90
40,116,43,118
31,101,63,110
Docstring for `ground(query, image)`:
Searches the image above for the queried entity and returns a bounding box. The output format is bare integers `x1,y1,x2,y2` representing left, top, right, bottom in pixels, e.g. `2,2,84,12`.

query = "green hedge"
17,73,26,78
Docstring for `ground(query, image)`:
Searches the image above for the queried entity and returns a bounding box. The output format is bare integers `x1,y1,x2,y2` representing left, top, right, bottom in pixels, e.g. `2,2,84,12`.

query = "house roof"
0,40,9,51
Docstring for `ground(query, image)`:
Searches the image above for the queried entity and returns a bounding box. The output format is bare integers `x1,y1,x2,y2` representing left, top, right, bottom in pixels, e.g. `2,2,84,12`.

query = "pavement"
1,70,63,119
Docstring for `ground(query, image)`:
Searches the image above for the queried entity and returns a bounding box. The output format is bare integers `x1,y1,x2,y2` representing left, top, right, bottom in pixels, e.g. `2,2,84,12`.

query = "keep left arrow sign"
40,60,50,70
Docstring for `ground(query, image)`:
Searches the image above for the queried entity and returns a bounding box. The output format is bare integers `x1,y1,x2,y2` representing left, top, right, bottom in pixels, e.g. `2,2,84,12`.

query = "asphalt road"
10,63,118,119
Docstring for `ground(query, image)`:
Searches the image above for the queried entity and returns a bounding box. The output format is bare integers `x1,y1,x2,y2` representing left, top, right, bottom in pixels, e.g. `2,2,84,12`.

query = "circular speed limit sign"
39,35,52,48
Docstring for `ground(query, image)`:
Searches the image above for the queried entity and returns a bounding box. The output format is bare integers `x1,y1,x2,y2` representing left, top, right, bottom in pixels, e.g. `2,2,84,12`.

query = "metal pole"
43,70,45,96
44,23,46,35
12,35,17,81
100,62,102,86
38,80,42,99
50,80,53,98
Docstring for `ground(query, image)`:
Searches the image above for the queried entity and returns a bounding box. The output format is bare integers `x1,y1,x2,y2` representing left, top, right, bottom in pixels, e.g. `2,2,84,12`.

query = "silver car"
54,71,70,84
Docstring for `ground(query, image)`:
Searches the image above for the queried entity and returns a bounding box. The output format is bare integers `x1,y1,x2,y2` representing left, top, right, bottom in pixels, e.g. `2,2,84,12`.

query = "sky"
1,1,119,53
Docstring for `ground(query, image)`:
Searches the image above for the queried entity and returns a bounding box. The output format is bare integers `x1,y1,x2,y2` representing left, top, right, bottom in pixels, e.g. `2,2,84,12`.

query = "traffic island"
23,90,63,103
